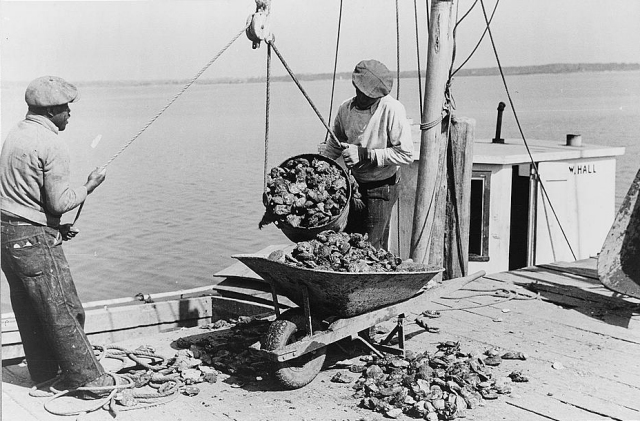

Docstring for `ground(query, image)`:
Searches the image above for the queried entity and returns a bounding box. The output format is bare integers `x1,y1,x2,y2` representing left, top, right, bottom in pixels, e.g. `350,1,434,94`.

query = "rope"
413,0,424,117
456,0,478,27
394,0,402,254
263,44,272,192
31,344,187,417
424,0,430,101
266,39,340,145
477,0,577,260
420,115,443,131
323,0,344,144
436,287,540,311
395,0,401,100
102,25,249,170
451,0,499,77
425,0,431,34
72,24,249,225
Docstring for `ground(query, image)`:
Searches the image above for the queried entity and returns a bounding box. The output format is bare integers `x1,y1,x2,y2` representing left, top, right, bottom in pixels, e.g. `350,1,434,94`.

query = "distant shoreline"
2,62,638,88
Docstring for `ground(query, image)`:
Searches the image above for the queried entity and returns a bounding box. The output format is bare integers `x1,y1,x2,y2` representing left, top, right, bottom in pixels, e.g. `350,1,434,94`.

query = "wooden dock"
3,257,640,421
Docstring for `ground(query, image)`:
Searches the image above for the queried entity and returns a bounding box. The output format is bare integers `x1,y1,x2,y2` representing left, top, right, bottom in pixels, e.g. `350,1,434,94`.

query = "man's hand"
59,224,79,241
317,142,329,156
85,167,106,194
340,143,369,167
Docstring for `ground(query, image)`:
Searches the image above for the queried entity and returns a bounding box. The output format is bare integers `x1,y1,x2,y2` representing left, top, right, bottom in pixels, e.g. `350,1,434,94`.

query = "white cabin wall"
534,157,617,264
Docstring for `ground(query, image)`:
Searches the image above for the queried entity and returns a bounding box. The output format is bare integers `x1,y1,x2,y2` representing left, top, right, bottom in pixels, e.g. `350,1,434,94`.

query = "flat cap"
25,76,79,107
352,60,393,99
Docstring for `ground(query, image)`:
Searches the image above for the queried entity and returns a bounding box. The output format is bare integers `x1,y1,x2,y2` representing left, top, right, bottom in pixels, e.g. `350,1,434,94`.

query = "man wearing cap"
0,76,111,392
320,59,414,250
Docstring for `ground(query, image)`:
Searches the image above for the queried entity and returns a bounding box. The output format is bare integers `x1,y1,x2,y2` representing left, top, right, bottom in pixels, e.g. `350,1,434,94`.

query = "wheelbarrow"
233,251,486,389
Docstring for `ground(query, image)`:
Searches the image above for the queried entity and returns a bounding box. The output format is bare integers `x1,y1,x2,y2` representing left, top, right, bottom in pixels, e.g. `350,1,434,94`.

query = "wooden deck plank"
504,397,608,421
482,272,640,338
2,390,42,421
402,316,640,420
434,278,640,356
397,323,624,421
4,258,640,421
486,267,640,305
416,294,640,415
427,290,640,380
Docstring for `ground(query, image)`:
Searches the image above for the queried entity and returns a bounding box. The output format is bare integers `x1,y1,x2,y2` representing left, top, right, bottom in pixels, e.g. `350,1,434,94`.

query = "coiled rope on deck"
30,344,187,418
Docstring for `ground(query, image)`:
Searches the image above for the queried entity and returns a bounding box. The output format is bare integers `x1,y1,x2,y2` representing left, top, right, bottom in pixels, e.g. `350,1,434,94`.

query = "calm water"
2,71,639,311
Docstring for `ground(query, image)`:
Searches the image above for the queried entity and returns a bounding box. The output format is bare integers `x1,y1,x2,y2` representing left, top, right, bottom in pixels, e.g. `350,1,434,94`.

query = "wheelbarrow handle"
463,270,486,284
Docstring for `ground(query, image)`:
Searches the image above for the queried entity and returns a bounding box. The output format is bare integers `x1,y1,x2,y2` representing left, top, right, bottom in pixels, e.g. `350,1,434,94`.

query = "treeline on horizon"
3,62,639,88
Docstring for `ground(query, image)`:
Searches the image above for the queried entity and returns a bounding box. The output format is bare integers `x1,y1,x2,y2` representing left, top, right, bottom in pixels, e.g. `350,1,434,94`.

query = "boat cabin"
390,127,625,275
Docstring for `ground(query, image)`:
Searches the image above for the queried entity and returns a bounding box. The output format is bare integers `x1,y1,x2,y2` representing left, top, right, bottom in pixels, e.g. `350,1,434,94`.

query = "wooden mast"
410,0,458,265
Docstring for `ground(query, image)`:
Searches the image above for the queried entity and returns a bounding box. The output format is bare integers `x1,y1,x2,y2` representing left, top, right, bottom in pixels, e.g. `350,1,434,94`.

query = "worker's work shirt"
0,112,87,227
323,95,414,183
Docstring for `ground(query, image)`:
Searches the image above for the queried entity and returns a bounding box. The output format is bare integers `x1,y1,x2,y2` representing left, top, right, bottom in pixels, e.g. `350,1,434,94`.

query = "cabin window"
469,171,491,261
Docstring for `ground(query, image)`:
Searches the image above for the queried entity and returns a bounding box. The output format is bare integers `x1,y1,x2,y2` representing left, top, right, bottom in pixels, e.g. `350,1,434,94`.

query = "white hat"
25,76,79,107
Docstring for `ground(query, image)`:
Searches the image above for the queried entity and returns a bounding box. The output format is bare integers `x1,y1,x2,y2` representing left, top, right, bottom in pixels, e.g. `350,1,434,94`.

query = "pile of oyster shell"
177,316,273,382
259,156,350,229
269,230,431,272
349,341,528,420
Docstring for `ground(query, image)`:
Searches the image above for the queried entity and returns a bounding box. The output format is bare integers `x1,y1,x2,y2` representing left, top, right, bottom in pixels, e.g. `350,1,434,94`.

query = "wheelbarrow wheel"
262,310,326,389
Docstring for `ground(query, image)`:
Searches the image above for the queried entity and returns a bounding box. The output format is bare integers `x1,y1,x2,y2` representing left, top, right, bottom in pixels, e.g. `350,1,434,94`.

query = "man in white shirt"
320,60,414,249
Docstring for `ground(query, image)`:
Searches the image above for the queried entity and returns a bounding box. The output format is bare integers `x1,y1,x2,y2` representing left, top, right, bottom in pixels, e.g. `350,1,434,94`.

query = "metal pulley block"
246,0,273,49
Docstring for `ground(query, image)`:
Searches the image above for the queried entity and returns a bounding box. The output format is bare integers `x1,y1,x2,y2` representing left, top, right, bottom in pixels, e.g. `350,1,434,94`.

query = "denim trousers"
346,173,400,250
1,221,105,387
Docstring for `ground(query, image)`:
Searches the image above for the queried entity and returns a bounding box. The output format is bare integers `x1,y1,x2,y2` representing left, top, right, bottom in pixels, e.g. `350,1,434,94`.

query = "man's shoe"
78,373,116,399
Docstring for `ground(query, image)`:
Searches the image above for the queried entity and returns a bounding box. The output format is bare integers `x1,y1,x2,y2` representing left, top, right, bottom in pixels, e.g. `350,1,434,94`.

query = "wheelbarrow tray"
232,253,444,319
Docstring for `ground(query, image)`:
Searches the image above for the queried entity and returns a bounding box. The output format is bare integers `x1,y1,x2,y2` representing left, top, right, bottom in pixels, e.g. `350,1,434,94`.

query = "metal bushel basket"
271,154,351,243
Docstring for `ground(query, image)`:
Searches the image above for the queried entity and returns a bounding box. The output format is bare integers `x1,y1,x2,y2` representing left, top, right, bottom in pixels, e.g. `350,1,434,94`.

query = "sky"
1,0,639,83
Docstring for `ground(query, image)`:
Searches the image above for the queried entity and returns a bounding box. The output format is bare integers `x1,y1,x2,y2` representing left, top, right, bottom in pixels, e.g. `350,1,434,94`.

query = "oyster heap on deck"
353,341,527,420
259,157,349,230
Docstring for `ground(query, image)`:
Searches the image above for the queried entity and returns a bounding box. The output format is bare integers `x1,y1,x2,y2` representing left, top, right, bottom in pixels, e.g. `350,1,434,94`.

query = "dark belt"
357,173,398,190
1,212,37,226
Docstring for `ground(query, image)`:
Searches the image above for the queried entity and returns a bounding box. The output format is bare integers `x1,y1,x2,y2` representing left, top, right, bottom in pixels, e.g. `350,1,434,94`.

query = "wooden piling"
410,0,458,265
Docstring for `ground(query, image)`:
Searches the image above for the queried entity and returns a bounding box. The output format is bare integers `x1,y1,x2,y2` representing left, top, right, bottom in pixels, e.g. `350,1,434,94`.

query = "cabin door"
509,164,534,270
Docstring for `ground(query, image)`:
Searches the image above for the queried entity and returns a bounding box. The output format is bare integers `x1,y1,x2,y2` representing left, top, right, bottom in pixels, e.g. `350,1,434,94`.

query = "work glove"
340,143,372,167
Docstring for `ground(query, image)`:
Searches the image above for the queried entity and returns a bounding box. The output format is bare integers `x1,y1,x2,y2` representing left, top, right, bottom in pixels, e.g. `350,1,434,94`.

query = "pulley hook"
246,0,273,49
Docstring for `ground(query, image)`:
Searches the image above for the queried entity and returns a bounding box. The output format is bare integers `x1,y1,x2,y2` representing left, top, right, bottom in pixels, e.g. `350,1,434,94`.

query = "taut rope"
73,24,249,224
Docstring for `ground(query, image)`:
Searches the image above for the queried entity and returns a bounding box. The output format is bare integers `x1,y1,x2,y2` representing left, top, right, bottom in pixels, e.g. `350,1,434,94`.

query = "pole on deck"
410,0,458,265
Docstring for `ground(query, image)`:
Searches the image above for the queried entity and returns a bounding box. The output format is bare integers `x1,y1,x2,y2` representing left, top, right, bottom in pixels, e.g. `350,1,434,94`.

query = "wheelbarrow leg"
269,283,281,317
351,335,385,358
350,314,406,358
301,284,313,336
380,314,406,353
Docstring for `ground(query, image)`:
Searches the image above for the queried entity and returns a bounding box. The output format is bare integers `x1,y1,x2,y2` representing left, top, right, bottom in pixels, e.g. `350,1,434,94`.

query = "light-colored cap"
352,60,393,99
25,76,79,107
